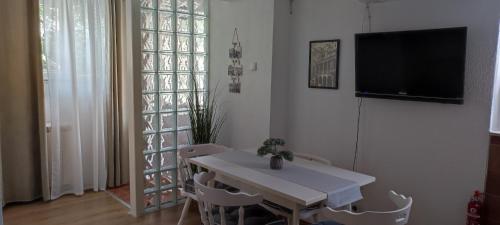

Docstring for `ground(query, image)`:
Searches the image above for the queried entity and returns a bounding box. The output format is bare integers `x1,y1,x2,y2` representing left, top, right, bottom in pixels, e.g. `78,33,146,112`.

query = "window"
490,23,500,133
39,2,53,126
140,0,209,211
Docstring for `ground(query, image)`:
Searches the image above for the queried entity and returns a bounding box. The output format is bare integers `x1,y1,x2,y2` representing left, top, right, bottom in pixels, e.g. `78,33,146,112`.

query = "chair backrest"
317,191,413,225
177,144,232,190
294,152,332,166
194,172,263,225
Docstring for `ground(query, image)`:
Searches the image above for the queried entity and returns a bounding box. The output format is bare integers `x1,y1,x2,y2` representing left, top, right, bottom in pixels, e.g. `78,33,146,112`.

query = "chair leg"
177,197,192,225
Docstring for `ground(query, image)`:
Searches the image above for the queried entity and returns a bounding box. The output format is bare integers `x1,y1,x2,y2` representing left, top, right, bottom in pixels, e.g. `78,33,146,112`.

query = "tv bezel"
354,27,467,105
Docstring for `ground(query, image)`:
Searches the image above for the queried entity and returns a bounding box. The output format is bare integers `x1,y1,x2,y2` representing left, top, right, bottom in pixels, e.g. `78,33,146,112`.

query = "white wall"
270,0,291,139
210,0,500,224
209,0,275,149
285,0,500,225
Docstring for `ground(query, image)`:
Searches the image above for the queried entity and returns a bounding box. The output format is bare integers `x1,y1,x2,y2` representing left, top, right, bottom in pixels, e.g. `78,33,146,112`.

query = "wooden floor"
3,192,201,225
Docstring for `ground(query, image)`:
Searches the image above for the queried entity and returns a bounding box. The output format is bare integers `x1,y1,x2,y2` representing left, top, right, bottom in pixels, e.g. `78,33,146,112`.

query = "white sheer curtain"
490,23,500,133
41,0,110,199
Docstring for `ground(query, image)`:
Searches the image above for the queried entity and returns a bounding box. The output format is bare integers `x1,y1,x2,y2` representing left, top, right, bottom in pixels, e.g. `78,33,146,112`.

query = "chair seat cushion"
313,221,344,225
184,178,195,194
213,205,286,225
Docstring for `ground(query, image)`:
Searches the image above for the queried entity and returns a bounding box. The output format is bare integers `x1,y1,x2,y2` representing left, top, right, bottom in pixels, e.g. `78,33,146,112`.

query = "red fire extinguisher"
466,190,484,225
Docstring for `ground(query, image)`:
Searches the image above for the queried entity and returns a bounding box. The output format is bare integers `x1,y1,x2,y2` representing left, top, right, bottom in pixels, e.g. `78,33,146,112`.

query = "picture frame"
308,39,340,89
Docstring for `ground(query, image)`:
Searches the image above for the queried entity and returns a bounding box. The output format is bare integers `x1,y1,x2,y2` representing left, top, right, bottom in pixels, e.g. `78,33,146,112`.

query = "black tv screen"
355,27,467,104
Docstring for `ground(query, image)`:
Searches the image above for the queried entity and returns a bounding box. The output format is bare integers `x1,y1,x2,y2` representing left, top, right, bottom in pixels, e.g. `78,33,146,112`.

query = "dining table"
188,148,376,225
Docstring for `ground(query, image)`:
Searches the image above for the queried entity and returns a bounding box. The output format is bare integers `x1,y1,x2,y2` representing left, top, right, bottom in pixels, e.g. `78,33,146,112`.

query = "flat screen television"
355,27,467,104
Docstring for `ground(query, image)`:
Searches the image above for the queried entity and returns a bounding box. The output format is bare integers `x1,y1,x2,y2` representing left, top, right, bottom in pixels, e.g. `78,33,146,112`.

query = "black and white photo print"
309,40,340,89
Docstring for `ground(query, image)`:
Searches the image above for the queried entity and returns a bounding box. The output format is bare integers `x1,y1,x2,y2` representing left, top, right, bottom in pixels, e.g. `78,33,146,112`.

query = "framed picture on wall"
308,39,340,89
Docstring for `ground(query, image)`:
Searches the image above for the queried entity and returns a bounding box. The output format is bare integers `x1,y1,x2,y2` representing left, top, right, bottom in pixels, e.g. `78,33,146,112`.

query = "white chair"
194,171,286,225
177,144,232,225
294,152,332,166
310,191,413,225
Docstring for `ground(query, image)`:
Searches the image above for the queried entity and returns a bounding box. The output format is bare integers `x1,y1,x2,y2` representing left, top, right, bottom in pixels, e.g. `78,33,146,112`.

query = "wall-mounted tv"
355,27,467,104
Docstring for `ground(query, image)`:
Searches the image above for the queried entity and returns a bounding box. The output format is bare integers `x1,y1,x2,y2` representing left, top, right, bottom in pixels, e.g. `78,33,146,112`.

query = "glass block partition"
140,0,208,211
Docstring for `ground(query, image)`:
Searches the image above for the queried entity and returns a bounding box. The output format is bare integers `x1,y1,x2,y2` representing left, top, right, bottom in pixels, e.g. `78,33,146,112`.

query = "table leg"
292,204,300,225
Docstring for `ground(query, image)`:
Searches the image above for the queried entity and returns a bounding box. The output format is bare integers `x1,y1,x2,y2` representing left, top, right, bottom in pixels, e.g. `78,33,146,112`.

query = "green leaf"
188,76,225,144
257,146,269,156
279,151,294,161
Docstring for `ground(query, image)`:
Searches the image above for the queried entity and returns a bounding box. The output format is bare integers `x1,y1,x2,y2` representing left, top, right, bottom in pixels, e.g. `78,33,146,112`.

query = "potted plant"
257,138,294,170
188,77,225,144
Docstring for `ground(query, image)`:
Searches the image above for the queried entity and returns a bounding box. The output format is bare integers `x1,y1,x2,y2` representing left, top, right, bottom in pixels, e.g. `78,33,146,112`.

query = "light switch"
250,62,258,71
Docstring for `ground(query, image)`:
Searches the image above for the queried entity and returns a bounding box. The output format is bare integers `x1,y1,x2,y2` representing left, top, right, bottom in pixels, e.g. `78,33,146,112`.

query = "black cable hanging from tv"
352,98,363,171
352,3,372,172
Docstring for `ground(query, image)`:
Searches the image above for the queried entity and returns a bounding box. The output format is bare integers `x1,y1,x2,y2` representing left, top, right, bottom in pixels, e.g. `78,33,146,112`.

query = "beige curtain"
0,0,47,203
107,0,130,188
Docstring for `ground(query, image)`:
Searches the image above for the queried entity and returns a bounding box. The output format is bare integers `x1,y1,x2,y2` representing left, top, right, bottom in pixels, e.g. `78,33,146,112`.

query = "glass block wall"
140,0,208,211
